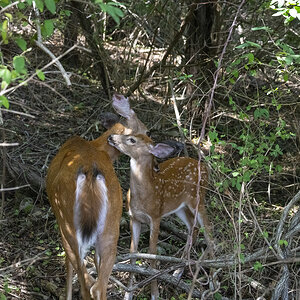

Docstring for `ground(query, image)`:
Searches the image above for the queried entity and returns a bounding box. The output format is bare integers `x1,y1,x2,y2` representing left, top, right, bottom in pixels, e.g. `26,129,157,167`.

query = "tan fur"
109,134,214,300
46,127,123,300
46,95,149,300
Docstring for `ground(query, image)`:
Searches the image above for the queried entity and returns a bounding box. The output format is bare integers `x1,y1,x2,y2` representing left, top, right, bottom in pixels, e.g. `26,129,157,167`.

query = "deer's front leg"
149,219,160,300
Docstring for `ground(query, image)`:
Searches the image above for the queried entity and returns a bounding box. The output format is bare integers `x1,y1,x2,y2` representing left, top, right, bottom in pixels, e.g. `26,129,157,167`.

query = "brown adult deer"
108,134,214,300
46,94,148,300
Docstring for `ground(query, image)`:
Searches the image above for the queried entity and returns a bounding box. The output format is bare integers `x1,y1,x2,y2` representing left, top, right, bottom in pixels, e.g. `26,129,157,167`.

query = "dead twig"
188,2,247,299
111,263,202,298
33,0,71,86
0,45,77,97
0,108,35,118
0,142,19,147
272,190,300,300
126,3,198,97
0,184,30,192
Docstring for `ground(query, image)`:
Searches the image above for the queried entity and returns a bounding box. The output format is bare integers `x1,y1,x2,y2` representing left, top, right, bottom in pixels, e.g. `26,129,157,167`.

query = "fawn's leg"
149,220,160,300
124,218,141,300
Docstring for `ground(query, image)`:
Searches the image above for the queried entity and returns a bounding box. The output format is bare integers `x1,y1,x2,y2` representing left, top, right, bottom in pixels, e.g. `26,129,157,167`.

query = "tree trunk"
69,1,112,97
184,0,221,96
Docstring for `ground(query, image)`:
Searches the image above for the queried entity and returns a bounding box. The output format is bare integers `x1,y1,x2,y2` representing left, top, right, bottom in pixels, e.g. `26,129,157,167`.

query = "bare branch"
0,45,77,97
0,108,35,118
0,184,30,192
33,0,71,86
0,142,19,147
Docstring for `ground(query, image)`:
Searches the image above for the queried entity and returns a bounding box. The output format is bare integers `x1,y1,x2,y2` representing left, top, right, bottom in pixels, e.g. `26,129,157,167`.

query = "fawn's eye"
146,131,151,137
129,137,136,144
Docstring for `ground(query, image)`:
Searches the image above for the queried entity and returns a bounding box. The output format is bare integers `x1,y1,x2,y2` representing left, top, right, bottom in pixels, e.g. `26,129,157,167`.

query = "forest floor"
0,47,300,299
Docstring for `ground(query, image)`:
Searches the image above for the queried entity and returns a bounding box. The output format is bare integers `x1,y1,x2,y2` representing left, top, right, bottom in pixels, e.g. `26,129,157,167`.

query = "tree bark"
70,1,112,97
184,0,221,95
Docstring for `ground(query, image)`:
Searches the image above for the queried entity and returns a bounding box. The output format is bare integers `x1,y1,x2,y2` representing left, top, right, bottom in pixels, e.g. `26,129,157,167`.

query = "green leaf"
42,19,54,38
45,0,56,14
208,129,218,142
0,0,10,7
279,239,288,246
236,41,262,49
246,41,262,48
15,38,27,51
98,2,125,24
243,170,251,183
240,253,245,264
0,95,9,108
13,56,26,74
247,53,254,64
1,19,8,44
214,292,222,300
1,81,7,90
289,8,298,18
61,9,71,17
35,0,44,12
232,68,239,78
0,68,11,85
229,77,236,84
284,55,293,65
36,69,45,81
4,13,12,21
17,2,26,9
253,261,263,271
254,108,269,120
235,43,248,49
232,171,239,177
251,26,272,32
0,292,7,300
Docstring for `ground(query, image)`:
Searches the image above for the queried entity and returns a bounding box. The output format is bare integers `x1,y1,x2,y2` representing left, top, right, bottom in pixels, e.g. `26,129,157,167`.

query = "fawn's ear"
99,112,120,129
149,143,175,159
112,94,134,119
160,140,184,156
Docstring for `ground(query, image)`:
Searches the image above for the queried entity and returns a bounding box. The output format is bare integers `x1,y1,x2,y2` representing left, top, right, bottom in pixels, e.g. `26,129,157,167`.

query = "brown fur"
46,129,123,300
47,94,149,299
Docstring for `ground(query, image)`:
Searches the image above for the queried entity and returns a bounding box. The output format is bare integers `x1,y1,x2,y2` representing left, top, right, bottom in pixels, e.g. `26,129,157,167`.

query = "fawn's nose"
108,135,114,144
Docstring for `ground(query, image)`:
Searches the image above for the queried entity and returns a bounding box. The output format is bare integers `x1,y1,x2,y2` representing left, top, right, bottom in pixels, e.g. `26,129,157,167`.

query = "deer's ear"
112,94,134,119
99,112,120,129
149,143,174,159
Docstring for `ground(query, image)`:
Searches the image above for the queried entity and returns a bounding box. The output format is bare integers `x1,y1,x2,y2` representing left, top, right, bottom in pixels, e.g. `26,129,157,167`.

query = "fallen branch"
272,190,300,300
0,184,30,192
111,263,202,298
0,253,48,274
117,247,300,269
0,142,19,147
0,108,35,118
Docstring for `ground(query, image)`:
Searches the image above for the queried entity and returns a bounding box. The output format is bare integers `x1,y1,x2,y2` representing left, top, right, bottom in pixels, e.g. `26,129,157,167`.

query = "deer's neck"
130,157,154,195
91,135,120,162
90,123,126,162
